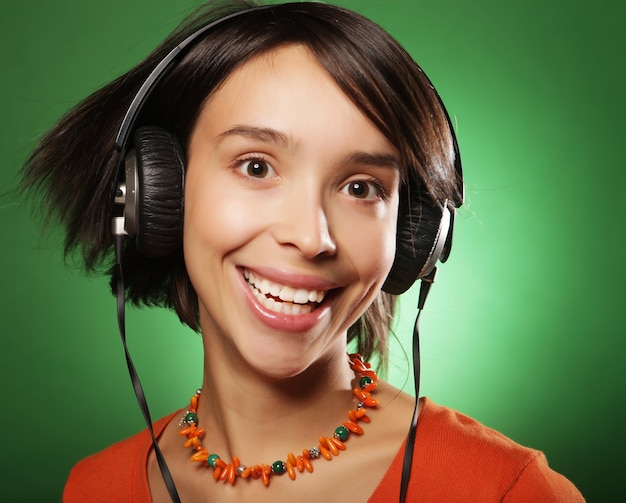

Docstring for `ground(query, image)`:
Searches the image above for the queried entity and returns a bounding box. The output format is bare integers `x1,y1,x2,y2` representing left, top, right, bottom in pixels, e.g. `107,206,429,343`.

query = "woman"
22,1,584,501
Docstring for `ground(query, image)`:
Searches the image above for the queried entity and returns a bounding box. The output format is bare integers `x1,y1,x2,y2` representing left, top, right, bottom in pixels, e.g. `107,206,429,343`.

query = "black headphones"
111,3,463,296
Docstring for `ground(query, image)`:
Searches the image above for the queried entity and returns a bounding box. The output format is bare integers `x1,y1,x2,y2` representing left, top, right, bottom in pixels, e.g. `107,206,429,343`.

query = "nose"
271,189,337,259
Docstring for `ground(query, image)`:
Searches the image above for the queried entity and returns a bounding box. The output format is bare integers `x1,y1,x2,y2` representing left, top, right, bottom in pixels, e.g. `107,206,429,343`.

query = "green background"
1,0,623,501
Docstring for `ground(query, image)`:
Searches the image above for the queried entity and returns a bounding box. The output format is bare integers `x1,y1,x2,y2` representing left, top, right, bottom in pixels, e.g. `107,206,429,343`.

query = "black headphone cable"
399,268,436,503
114,235,182,503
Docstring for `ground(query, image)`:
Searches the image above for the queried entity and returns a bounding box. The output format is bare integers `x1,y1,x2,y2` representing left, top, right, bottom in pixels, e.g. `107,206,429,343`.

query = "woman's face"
183,45,400,378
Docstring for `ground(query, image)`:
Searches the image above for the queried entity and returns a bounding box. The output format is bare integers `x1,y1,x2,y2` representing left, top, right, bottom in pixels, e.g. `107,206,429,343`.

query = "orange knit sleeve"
503,451,585,502
62,412,177,503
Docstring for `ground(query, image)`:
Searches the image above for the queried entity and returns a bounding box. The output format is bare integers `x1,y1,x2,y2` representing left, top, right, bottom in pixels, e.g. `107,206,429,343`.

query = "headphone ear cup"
382,190,451,295
132,126,185,257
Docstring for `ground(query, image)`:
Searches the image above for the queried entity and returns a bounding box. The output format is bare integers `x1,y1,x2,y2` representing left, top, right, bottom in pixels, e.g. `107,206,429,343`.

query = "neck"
196,332,356,463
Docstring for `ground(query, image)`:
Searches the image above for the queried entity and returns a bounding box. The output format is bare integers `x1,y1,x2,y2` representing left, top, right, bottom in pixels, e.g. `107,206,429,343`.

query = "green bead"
334,425,349,441
207,454,221,468
271,460,286,475
359,376,373,389
184,412,198,425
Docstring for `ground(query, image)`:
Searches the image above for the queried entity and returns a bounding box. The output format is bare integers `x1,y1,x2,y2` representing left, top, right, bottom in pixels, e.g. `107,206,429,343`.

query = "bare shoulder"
375,380,418,412
366,380,418,450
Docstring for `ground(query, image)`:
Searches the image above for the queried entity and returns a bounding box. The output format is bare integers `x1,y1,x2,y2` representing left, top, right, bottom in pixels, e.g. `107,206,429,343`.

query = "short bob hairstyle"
22,0,462,366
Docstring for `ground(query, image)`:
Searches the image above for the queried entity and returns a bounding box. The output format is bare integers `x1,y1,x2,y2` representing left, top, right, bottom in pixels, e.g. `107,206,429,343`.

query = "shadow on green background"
1,0,623,501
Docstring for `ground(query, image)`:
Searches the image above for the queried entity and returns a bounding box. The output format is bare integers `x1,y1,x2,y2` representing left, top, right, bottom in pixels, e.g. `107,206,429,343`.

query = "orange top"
63,398,584,502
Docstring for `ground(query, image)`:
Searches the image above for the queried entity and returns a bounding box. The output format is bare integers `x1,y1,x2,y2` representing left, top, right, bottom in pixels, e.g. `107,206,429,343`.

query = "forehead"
195,44,398,159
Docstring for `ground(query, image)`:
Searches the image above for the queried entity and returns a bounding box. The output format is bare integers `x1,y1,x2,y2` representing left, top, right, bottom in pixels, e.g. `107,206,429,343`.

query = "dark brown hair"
21,1,462,367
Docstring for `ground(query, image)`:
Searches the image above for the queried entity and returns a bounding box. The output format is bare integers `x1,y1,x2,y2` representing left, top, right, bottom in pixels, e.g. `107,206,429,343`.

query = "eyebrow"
217,124,400,170
217,125,293,148
343,151,400,171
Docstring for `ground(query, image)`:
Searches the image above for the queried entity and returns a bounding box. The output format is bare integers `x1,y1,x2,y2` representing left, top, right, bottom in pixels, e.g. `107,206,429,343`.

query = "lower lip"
239,273,333,333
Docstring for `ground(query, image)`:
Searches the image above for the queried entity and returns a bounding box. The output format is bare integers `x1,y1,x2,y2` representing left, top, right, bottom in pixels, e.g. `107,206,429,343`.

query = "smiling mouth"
243,269,327,315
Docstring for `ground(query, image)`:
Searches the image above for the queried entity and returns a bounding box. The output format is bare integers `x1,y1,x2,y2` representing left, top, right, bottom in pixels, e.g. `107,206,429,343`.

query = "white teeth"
244,269,327,314
248,284,313,315
293,289,310,304
269,282,281,297
259,278,272,295
279,286,296,302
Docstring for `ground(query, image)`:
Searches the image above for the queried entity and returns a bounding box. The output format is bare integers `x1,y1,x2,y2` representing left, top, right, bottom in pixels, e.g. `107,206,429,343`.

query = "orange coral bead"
190,450,208,462
219,464,231,481
328,437,346,451
349,354,372,372
190,395,198,410
287,452,297,466
179,426,194,436
302,456,314,473
286,460,296,480
343,420,364,435
362,381,377,392
319,436,338,455
318,444,332,460
353,388,368,401
354,409,368,419
349,361,367,373
296,456,304,472
326,438,339,456
213,466,222,481
241,467,252,479
227,465,236,485
348,353,365,364
261,465,270,486
352,388,379,407
349,408,371,423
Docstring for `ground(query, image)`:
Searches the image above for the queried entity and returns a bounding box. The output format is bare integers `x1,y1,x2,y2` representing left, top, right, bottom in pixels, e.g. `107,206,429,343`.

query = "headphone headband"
115,4,274,152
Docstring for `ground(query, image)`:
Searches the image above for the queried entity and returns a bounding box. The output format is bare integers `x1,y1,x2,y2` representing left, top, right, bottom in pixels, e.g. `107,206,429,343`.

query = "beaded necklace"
178,353,379,487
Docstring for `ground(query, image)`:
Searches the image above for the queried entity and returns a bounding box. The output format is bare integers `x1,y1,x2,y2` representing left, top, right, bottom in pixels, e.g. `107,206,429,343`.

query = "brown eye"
237,158,276,178
347,181,369,198
341,180,384,200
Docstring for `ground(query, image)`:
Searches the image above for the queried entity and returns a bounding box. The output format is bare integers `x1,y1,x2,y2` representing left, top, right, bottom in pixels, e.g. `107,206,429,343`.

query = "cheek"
181,169,251,274
183,181,217,258
380,199,401,278
372,225,398,283
338,205,399,285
